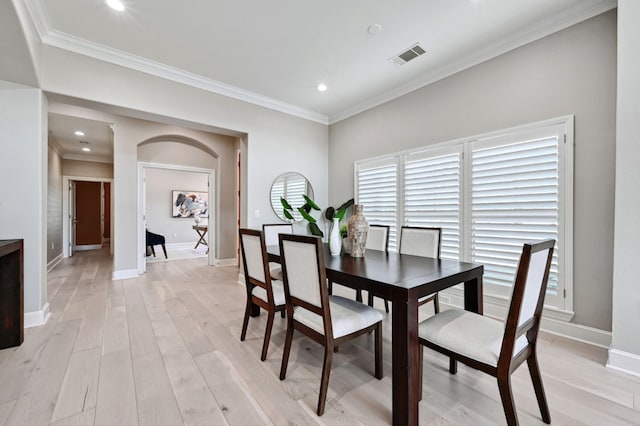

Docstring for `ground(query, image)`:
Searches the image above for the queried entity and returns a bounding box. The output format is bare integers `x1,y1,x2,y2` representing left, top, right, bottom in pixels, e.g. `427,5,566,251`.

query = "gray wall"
329,11,617,331
62,159,113,178
47,145,63,264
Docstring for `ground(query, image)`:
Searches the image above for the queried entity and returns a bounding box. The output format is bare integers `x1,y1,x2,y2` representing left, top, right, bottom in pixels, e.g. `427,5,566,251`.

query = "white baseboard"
24,303,50,328
47,254,63,272
112,269,138,280
607,348,640,378
215,258,237,266
75,244,103,251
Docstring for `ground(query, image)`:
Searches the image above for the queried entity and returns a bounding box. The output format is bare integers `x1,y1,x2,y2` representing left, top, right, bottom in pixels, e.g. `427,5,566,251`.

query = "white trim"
328,1,617,124
215,258,237,267
24,303,50,328
112,269,138,280
74,244,103,251
607,349,640,378
41,30,328,125
47,253,63,272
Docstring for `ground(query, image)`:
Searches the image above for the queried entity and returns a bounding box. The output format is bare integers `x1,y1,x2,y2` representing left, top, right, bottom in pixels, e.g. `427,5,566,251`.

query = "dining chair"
363,225,391,312
418,239,555,426
262,223,293,281
278,233,384,416
239,228,286,361
399,226,442,312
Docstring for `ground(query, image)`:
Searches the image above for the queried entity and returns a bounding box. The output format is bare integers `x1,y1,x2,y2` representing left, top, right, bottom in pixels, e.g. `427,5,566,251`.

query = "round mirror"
270,172,314,222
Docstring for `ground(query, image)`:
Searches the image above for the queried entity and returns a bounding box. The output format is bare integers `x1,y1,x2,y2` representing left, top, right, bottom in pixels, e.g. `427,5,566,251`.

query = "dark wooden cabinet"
0,239,23,349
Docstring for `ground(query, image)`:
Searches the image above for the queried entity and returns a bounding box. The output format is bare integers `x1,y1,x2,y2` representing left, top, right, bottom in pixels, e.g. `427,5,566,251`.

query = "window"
354,117,573,313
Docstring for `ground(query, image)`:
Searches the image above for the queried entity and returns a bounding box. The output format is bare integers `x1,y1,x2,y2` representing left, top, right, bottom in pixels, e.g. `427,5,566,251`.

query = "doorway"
62,176,114,257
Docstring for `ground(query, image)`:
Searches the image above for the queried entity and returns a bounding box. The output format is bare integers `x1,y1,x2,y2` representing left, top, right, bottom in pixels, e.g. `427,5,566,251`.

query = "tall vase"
329,218,341,256
348,204,368,257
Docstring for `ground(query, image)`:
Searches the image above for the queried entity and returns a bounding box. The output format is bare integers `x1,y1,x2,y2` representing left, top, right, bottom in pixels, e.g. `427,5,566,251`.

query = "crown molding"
41,30,328,125
22,0,51,40
328,0,617,124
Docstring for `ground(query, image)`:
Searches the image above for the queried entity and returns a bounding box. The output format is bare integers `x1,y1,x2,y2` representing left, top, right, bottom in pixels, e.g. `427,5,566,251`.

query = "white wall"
329,11,617,332
144,167,209,244
62,159,113,179
609,0,640,375
47,144,63,264
0,86,47,321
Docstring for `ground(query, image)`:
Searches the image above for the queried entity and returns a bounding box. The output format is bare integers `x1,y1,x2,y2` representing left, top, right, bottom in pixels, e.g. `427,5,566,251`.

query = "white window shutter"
403,148,462,259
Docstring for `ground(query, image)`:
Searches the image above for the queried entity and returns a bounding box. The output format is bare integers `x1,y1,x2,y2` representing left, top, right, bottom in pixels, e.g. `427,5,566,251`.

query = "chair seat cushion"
252,280,286,307
268,262,283,281
294,295,384,339
418,309,527,367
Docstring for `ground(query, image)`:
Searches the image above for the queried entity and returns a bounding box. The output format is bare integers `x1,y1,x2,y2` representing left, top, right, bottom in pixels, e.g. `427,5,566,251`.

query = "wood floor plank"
51,347,101,423
94,349,138,426
131,350,184,426
73,293,107,352
50,408,95,426
0,399,16,425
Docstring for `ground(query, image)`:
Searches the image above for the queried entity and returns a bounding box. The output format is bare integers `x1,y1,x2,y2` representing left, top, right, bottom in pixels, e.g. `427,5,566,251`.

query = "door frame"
137,162,216,274
62,175,114,258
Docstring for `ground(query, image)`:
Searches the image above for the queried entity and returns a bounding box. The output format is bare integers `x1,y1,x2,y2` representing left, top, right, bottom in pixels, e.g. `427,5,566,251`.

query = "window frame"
353,116,574,318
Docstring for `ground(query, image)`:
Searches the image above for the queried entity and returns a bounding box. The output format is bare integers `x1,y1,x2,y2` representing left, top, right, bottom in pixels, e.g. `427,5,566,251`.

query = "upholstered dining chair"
400,226,442,312
363,225,391,312
239,228,286,361
262,223,293,281
278,234,384,416
418,239,555,426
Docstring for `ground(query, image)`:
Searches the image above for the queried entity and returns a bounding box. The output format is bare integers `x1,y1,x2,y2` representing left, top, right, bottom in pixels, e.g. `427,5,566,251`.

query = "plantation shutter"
470,125,561,296
403,147,462,259
355,158,399,249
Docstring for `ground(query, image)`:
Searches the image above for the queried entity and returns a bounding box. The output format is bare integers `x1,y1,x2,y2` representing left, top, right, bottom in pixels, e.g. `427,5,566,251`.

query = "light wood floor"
1,248,639,425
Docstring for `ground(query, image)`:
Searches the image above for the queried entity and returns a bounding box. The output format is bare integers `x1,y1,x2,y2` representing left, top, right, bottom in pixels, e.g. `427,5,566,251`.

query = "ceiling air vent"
389,43,426,65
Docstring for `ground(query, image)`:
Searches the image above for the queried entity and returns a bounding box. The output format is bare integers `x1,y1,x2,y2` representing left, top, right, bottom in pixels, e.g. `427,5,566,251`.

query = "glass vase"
348,204,368,257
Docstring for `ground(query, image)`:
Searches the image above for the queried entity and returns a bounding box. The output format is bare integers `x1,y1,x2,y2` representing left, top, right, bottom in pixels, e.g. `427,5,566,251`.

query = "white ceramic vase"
329,218,341,256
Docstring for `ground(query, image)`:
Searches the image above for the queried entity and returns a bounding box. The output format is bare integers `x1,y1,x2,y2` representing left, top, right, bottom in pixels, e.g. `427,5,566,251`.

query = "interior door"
69,181,76,257
75,181,102,249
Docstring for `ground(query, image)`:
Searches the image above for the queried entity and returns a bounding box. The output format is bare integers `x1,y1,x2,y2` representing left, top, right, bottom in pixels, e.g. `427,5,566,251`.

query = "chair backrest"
263,223,294,246
239,228,273,301
279,234,330,321
499,239,555,363
366,224,390,252
399,226,441,258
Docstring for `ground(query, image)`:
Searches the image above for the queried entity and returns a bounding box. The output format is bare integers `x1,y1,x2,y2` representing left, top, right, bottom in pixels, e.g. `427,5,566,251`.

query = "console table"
0,239,23,349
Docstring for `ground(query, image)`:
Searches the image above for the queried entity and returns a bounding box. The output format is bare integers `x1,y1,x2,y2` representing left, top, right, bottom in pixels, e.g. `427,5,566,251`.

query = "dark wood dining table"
266,243,484,425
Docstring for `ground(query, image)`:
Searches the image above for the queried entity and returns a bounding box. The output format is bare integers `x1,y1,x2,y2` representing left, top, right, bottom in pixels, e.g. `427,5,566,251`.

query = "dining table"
266,243,484,426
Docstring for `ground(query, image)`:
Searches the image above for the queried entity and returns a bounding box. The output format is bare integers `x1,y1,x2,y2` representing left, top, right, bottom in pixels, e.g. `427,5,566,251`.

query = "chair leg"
317,345,334,416
449,358,457,374
367,292,374,307
150,245,156,257
384,299,389,313
527,352,551,424
497,375,519,426
260,309,275,361
418,345,423,401
433,293,440,314
356,289,363,303
279,316,295,380
374,322,383,379
328,280,333,295
280,309,285,318
240,299,251,342
161,243,168,259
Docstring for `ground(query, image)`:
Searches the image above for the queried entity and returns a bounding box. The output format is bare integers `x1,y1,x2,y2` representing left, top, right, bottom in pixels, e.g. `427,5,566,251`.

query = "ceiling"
29,0,615,162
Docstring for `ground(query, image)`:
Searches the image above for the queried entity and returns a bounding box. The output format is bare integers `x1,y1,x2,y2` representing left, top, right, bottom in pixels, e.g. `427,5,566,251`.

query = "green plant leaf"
324,206,335,221
337,198,354,212
280,197,293,211
298,207,316,223
309,222,324,237
335,209,347,221
303,195,321,210
283,209,294,220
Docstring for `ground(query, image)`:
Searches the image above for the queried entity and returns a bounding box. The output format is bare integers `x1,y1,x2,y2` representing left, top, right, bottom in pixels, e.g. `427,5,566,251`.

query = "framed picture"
172,190,208,218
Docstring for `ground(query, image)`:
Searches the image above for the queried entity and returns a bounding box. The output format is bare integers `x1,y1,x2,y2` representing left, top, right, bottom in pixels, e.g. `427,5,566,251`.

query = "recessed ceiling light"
317,83,328,92
367,24,383,35
106,0,125,11
74,130,85,136
80,141,91,152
